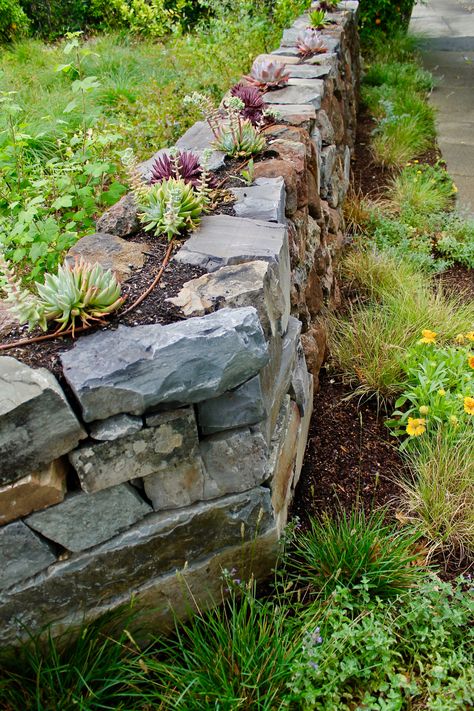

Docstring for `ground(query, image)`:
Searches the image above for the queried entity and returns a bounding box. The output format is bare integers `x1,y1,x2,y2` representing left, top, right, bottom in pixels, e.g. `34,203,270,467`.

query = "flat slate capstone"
231,178,286,223
60,307,268,422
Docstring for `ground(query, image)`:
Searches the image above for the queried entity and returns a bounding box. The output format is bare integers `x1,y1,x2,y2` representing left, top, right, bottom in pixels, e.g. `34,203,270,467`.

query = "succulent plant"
318,0,339,11
35,258,124,333
230,83,265,125
214,117,266,158
138,178,205,240
297,28,328,57
0,253,46,331
309,9,329,29
150,149,209,188
244,57,290,91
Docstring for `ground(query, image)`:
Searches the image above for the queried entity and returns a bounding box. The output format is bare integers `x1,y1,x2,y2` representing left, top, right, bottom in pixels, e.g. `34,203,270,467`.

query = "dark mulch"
436,263,474,301
350,108,393,198
291,371,406,527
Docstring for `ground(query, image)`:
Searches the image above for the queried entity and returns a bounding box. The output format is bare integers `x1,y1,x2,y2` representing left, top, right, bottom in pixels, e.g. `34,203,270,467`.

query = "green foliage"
289,509,423,600
138,177,206,240
386,162,456,216
288,576,474,710
0,0,29,41
308,9,328,30
358,0,416,44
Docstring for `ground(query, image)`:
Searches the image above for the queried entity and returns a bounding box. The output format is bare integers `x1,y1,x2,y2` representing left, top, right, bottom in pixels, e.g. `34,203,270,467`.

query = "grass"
403,426,474,561
384,163,456,216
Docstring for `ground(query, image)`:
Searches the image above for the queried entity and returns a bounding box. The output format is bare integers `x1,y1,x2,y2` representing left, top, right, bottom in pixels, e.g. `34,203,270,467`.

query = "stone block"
26,484,152,553
231,177,286,223
254,52,300,65
0,521,55,591
197,376,266,435
61,307,268,422
66,232,149,282
315,109,335,145
200,428,268,499
143,456,205,512
0,357,86,485
320,144,337,198
288,64,331,79
70,408,201,493
168,260,286,338
268,397,301,535
0,459,67,525
253,160,298,215
264,86,322,109
89,414,143,441
294,375,314,489
95,194,140,238
176,121,225,171
290,341,313,416
0,488,274,646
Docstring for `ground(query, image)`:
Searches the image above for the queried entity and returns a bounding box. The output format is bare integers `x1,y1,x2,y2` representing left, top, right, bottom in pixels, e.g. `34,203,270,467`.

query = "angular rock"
95,193,141,238
294,375,314,489
61,307,268,422
253,52,300,65
197,375,266,435
26,484,151,553
320,144,337,198
253,160,298,215
66,232,149,282
0,521,56,591
288,78,325,93
288,64,331,79
315,109,335,145
0,488,274,645
268,396,300,535
176,121,225,171
143,456,205,512
0,357,86,485
271,46,300,57
231,177,286,223
89,414,143,441
70,408,201,492
200,428,268,499
0,459,67,526
168,260,286,337
290,341,312,416
263,85,322,109
262,103,317,126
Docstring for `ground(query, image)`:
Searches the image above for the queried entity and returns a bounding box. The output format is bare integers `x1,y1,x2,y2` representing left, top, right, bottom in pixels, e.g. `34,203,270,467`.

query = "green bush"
0,0,29,41
358,0,416,43
19,0,88,38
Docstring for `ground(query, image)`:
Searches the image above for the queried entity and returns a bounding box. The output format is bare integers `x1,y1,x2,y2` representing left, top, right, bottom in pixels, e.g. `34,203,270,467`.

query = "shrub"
288,509,423,599
0,0,29,41
358,0,416,43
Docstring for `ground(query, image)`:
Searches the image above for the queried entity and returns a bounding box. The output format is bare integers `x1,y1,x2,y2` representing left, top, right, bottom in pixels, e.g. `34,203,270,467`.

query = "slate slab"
26,484,152,552
89,414,143,441
61,307,268,422
0,357,86,485
263,85,322,109
197,375,266,435
0,521,56,591
231,177,286,223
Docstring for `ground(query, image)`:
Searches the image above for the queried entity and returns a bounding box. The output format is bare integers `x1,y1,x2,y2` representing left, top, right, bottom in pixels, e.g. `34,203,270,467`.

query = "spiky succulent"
309,9,328,29
297,28,328,57
138,178,205,240
230,83,265,125
35,258,124,334
244,57,290,91
150,149,207,187
214,118,266,158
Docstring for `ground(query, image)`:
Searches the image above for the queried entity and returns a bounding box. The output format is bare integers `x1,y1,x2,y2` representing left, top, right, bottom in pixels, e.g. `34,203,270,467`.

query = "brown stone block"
0,459,67,525
254,159,298,216
301,322,328,377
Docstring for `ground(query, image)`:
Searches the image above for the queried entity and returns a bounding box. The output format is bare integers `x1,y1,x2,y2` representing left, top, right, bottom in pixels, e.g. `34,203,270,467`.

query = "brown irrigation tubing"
0,237,176,352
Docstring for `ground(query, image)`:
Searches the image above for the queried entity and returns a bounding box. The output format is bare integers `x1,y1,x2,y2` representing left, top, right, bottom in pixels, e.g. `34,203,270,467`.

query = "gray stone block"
61,307,268,422
289,341,312,416
70,408,201,493
197,375,266,435
66,232,149,282
143,456,205,512
0,488,274,645
95,194,141,238
200,428,268,499
320,144,337,198
231,177,286,223
168,260,286,338
26,484,152,552
89,414,143,441
0,521,55,591
288,64,331,79
261,104,317,121
263,85,322,109
0,357,86,485
176,121,226,171
315,109,335,145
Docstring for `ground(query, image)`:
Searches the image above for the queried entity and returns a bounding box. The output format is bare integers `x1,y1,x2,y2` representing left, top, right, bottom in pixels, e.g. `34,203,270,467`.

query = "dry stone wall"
0,1,360,646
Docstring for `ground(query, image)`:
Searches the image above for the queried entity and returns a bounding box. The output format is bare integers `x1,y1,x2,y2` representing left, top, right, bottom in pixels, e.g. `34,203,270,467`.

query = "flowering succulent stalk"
244,57,290,91
121,148,150,205
35,258,124,334
297,27,328,57
138,178,206,240
0,253,46,331
183,92,222,138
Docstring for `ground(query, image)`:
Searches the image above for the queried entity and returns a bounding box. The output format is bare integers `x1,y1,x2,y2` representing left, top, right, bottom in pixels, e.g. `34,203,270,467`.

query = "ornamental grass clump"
289,509,424,600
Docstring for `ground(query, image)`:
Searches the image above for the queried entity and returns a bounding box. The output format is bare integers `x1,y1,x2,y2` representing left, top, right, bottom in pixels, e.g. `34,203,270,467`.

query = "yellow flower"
463,397,474,415
453,184,458,193
455,333,466,344
406,417,426,437
418,329,437,344
465,332,474,342
468,355,474,369
449,415,458,426
419,405,430,415
416,170,422,175
438,389,446,396
414,159,419,163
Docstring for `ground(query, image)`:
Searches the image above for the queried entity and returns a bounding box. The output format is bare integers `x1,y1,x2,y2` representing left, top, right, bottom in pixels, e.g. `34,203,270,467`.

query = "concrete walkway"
410,0,474,215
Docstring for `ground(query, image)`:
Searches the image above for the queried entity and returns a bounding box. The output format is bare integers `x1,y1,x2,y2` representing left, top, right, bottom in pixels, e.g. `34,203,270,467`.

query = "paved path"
410,0,474,215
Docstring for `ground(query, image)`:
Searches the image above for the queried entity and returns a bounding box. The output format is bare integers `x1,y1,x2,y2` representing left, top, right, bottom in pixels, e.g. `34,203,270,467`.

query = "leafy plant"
138,178,206,240
289,509,424,599
230,82,265,125
296,28,328,57
239,157,255,186
0,0,29,41
358,0,416,44
385,162,456,216
308,9,328,30
243,57,290,90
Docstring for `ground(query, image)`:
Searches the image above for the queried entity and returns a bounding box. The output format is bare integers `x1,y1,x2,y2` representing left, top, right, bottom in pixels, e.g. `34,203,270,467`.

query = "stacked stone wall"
0,0,360,646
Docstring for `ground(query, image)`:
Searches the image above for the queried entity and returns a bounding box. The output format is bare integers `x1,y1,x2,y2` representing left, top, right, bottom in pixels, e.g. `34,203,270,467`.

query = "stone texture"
290,341,313,416
143,456,205,512
168,260,286,337
26,484,151,553
288,64,331,79
253,52,300,66
0,300,16,339
315,109,335,145
176,121,225,171
200,428,268,499
320,144,337,198
254,160,298,215
89,414,143,441
70,408,201,493
66,232,149,282
231,177,286,223
61,307,268,422
0,488,274,645
0,521,56,591
197,375,266,435
0,357,86,485
268,397,300,535
301,321,328,378
263,85,322,109
95,193,141,238
294,375,314,489
0,459,67,525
